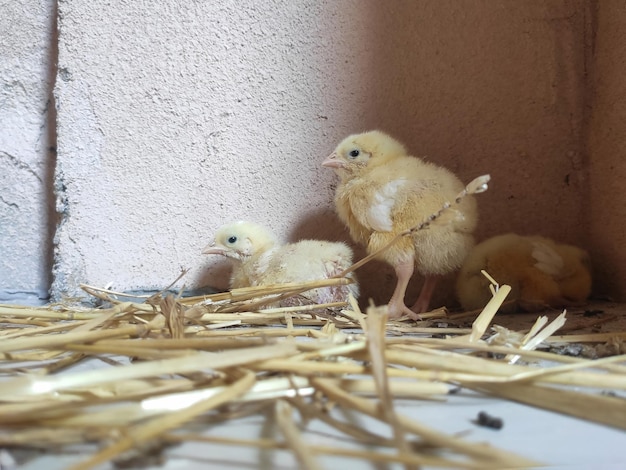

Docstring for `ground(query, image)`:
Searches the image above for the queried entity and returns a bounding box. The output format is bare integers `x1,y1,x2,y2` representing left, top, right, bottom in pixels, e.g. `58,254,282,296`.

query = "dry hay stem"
163,432,486,469
364,303,415,469
164,433,484,469
310,377,537,468
275,399,324,470
67,370,258,470
1,285,626,468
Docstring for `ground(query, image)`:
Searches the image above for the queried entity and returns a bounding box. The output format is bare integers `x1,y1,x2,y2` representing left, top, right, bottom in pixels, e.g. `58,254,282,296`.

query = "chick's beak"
322,152,344,169
202,242,224,255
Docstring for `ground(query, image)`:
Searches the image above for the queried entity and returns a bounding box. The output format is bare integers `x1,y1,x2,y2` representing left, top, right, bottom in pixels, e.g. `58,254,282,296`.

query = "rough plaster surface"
53,0,592,306
0,0,56,301
587,0,626,301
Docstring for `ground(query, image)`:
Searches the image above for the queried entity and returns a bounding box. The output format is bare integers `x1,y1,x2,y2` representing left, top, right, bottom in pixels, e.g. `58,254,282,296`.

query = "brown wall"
587,0,626,301
333,1,593,308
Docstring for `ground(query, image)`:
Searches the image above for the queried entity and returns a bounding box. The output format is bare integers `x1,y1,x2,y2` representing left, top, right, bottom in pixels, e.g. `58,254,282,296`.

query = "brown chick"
202,221,359,305
456,233,592,312
322,130,477,319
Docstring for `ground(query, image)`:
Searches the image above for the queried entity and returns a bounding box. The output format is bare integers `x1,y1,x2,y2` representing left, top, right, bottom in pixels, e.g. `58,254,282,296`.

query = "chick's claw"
387,299,421,321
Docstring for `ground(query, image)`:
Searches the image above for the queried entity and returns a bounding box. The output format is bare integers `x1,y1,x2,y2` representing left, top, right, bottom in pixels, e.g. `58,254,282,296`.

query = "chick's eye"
227,236,237,244
348,149,360,158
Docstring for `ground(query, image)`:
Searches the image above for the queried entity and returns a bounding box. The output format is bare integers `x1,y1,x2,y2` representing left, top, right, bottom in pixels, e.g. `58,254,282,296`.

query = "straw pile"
1,175,624,469
1,282,625,470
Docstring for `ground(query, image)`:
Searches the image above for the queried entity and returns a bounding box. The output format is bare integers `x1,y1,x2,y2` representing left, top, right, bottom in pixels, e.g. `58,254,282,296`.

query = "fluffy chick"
456,233,592,312
202,221,358,305
322,130,477,319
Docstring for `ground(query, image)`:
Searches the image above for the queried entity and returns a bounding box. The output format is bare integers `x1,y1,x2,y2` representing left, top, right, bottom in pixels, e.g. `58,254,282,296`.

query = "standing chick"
456,233,592,312
322,130,477,319
202,221,358,305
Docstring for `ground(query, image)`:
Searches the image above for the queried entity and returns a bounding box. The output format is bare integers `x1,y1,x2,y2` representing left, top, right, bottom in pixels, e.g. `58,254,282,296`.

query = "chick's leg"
387,260,420,320
411,275,439,314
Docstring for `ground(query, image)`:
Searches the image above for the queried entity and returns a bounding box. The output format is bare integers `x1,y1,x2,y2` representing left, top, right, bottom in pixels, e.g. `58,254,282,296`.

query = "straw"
0,175,624,468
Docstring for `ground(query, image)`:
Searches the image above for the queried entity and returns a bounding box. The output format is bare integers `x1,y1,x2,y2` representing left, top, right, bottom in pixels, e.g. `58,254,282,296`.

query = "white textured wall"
52,1,591,306
0,0,56,302
53,0,373,298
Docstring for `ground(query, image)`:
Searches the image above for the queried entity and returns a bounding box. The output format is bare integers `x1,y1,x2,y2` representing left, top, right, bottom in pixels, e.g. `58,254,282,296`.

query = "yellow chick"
202,221,358,305
456,233,592,312
322,130,477,319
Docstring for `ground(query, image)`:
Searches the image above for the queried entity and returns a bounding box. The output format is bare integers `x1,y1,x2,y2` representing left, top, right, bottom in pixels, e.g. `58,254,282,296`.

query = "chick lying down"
456,233,592,312
203,221,358,307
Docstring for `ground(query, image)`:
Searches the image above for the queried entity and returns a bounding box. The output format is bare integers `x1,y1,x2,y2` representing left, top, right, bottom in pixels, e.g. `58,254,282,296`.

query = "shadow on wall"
193,257,232,293
286,208,348,244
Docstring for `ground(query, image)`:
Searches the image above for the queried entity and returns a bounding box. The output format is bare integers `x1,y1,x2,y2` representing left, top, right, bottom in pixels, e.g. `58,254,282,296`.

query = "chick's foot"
386,260,421,320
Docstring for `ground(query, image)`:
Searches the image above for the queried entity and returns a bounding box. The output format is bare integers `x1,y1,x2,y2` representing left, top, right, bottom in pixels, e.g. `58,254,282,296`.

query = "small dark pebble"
475,411,504,430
